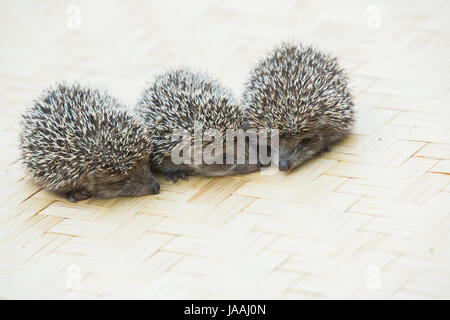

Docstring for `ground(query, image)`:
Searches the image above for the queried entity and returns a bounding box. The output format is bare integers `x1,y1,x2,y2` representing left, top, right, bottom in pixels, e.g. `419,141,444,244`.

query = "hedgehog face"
277,135,323,171
83,158,160,199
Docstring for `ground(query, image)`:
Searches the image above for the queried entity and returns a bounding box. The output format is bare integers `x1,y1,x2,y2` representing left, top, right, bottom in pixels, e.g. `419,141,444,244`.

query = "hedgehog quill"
19,82,160,202
242,42,355,171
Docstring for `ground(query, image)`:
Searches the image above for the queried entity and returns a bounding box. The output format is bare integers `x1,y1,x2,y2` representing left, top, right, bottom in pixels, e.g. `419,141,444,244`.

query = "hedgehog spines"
243,41,354,135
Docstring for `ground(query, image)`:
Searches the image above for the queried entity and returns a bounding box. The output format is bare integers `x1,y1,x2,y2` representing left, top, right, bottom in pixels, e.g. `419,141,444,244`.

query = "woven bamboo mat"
0,0,449,299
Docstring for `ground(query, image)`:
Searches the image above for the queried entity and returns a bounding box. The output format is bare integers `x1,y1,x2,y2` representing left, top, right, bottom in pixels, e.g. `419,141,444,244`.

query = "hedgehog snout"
137,177,160,195
151,181,160,194
279,160,291,171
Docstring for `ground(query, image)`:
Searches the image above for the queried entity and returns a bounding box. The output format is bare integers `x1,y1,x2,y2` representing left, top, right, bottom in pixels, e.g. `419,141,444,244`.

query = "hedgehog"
19,82,160,202
242,42,355,171
135,68,260,182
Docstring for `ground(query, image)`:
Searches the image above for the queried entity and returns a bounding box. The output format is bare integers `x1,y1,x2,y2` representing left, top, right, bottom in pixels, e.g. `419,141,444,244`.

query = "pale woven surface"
0,0,449,299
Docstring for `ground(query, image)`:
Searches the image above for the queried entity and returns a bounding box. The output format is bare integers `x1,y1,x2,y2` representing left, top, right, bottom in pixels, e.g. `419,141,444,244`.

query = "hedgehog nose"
152,181,160,194
279,160,291,171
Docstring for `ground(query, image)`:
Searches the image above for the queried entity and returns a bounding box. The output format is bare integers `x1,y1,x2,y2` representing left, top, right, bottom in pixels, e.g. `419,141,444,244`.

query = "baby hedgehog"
242,42,354,171
19,82,160,202
135,68,260,182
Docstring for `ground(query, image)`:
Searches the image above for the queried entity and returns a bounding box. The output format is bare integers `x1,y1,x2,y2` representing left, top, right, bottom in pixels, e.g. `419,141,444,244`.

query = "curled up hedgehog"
135,68,260,182
19,83,160,202
242,42,355,171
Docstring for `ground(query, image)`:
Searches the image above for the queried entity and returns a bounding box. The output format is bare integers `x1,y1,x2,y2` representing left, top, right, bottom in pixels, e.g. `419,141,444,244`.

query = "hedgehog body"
20,83,160,201
242,42,354,171
135,68,260,182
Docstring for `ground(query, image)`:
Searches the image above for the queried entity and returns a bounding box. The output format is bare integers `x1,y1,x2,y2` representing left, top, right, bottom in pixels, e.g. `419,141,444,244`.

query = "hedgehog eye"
108,173,125,184
108,178,126,188
296,138,313,149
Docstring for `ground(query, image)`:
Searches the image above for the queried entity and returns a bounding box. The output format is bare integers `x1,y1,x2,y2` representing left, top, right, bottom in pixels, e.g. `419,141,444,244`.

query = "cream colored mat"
0,0,449,299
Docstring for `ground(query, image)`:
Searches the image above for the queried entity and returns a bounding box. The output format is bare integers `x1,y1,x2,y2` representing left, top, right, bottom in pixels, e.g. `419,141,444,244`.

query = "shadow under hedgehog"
19,82,160,202
135,68,260,182
242,42,355,172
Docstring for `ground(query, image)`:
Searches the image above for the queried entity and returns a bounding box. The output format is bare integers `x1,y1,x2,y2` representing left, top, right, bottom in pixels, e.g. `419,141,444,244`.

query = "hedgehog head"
275,135,325,171
78,153,160,200
20,83,160,201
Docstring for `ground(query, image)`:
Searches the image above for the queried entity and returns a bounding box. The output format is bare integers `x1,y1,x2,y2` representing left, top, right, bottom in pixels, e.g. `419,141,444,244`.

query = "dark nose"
279,160,291,171
152,181,160,194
